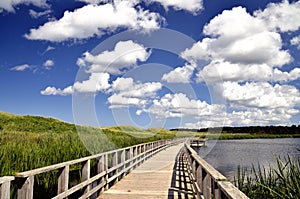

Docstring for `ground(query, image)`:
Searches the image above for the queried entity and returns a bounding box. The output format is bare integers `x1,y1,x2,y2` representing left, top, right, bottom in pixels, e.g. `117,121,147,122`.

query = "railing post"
17,176,34,199
133,147,138,168
112,152,118,183
192,159,196,177
202,169,211,199
120,149,126,178
57,165,69,194
213,181,221,199
127,148,133,171
97,155,106,193
196,164,203,192
82,160,91,195
0,176,14,199
97,155,105,173
104,154,109,190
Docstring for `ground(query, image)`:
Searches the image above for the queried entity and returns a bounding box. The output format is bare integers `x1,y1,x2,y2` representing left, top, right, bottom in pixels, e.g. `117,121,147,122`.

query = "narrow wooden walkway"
99,143,196,199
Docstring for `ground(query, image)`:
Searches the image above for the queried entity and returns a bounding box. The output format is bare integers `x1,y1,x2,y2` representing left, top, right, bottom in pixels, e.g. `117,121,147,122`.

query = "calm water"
194,138,300,181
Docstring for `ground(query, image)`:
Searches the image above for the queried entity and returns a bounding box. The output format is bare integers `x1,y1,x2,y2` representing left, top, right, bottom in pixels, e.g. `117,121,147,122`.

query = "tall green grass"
0,112,193,197
234,156,300,199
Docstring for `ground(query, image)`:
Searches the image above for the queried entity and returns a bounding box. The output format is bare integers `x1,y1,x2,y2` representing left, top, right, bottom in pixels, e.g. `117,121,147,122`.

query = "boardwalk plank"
99,144,196,199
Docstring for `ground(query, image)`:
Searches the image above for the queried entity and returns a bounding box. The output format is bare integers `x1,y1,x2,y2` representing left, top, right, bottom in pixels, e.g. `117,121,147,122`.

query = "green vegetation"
0,112,194,197
0,112,192,175
234,156,300,199
194,132,300,140
1,111,300,197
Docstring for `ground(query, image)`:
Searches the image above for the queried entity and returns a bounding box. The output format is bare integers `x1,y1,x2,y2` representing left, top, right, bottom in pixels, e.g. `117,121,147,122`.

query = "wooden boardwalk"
99,143,196,199
1,139,249,199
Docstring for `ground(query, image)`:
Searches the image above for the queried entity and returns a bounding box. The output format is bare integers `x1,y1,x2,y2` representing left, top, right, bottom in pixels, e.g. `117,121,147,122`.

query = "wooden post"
196,164,202,191
97,155,105,173
104,154,109,190
0,176,14,199
17,176,34,199
57,165,69,194
82,160,91,194
133,147,138,168
97,155,105,193
112,152,118,183
128,148,133,170
192,160,196,177
202,171,211,199
120,150,126,178
213,181,221,199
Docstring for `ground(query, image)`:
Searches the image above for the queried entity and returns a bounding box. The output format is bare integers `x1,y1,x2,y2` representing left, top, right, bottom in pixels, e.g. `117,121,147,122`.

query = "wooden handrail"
0,139,183,199
182,142,249,199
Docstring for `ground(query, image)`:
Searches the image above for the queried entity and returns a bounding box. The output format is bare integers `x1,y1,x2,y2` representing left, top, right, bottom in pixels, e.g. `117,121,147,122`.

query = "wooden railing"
0,139,183,199
182,142,249,199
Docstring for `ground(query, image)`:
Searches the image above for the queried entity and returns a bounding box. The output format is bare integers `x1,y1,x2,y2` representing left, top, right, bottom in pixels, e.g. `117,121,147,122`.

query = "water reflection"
194,138,300,181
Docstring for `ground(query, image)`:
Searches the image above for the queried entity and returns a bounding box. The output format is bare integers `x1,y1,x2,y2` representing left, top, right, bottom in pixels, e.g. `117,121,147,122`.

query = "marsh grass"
0,112,192,197
234,155,300,199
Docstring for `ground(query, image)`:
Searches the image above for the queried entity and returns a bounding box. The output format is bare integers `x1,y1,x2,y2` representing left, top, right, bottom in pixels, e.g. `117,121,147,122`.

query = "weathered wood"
53,171,106,199
196,164,202,191
202,171,211,199
15,154,100,178
183,141,249,199
112,152,118,183
0,176,14,199
99,143,195,199
187,145,227,182
217,181,249,199
127,148,133,171
190,138,207,147
97,155,105,173
120,150,126,174
17,176,34,199
0,176,14,184
82,160,91,194
57,165,69,194
79,180,106,199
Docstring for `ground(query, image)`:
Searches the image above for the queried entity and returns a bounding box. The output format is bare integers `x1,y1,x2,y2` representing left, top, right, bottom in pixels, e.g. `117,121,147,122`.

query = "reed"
234,155,300,199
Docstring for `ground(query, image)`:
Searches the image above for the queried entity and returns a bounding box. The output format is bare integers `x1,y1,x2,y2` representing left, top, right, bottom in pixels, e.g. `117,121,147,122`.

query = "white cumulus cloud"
0,0,48,13
181,5,293,84
184,107,298,128
196,60,300,83
162,63,196,83
108,77,162,108
147,0,203,14
25,1,163,42
43,59,54,69
41,72,110,95
221,81,300,110
254,0,300,32
41,86,73,96
140,93,225,118
291,35,300,49
78,40,151,74
10,64,31,71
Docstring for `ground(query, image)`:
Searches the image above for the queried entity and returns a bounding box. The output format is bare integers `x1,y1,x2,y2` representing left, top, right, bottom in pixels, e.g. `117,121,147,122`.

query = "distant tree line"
170,125,300,134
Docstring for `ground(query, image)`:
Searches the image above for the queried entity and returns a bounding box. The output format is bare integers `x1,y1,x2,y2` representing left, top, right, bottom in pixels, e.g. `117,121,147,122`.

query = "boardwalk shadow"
168,150,196,199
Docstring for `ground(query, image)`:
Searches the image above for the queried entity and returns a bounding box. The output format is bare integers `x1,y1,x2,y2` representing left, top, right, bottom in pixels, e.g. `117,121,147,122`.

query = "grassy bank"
234,156,300,199
0,112,193,197
197,132,300,140
0,112,194,176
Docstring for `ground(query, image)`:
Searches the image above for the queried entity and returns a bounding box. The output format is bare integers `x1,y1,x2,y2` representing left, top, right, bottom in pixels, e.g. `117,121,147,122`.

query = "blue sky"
1,0,300,129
